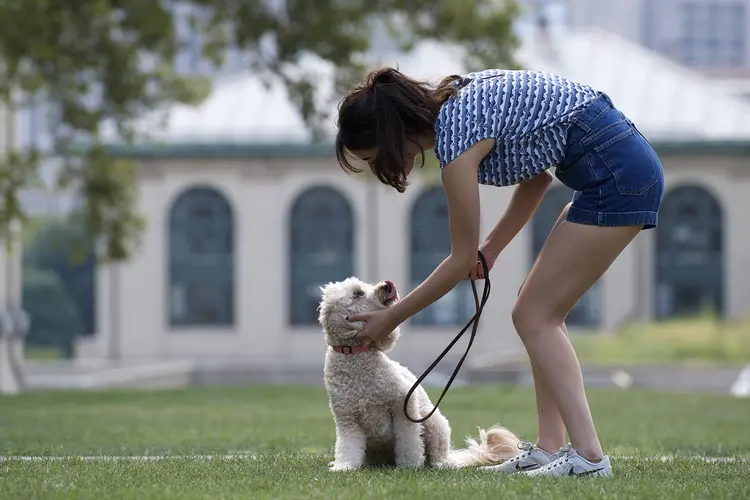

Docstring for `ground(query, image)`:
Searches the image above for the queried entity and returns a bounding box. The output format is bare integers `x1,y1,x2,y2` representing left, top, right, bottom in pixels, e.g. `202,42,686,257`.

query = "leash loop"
403,250,491,423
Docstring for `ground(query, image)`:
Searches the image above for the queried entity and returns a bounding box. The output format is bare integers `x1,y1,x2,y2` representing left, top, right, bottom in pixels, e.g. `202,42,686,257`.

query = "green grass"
573,315,750,365
23,345,65,360
1,385,749,499
21,315,750,366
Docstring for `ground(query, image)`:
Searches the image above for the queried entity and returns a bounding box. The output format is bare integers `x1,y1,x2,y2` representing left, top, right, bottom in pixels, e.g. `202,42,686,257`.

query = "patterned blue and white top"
433,69,599,186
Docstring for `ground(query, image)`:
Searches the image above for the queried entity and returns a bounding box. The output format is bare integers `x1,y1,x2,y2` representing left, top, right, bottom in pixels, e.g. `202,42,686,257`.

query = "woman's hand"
348,308,400,347
468,244,499,280
468,171,553,281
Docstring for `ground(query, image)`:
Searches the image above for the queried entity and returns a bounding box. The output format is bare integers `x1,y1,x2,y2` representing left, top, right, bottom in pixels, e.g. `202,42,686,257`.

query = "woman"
335,67,664,477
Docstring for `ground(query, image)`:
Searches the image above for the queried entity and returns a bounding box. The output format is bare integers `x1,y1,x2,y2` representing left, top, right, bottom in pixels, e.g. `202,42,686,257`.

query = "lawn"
572,315,750,365
1,385,749,499
25,316,750,365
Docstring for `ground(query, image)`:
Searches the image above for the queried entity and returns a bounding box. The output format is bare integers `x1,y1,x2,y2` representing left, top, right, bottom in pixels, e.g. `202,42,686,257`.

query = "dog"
318,277,521,471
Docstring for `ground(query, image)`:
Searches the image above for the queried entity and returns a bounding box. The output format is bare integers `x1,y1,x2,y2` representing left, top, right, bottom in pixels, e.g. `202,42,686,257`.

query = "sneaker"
524,444,612,478
479,441,561,474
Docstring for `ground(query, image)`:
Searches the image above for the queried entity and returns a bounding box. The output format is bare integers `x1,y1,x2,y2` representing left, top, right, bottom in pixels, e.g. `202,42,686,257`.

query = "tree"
22,266,85,358
24,217,96,336
0,0,520,261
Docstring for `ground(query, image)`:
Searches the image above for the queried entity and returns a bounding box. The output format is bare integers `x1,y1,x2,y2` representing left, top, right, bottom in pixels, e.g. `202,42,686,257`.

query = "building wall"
646,153,750,321
77,150,750,370
78,157,528,369
562,0,750,77
565,0,643,42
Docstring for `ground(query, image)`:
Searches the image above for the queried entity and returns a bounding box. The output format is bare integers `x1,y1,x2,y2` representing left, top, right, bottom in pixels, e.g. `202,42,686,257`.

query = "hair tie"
455,76,472,89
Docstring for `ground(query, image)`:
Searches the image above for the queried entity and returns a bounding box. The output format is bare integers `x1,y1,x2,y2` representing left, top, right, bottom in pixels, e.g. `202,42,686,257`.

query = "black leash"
403,251,491,423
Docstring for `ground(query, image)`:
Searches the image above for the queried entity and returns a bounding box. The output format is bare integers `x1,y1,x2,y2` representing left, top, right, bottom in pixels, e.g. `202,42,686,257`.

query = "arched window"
289,186,355,325
530,185,601,327
410,186,474,326
656,184,723,318
168,186,234,327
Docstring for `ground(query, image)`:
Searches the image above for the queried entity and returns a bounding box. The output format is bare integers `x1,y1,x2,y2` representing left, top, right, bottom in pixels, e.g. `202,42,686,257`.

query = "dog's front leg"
330,422,367,471
392,403,426,468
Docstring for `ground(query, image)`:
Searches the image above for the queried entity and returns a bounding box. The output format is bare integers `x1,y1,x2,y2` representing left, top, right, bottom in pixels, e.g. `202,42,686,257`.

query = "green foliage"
21,266,84,358
0,0,520,261
23,217,97,336
21,217,96,357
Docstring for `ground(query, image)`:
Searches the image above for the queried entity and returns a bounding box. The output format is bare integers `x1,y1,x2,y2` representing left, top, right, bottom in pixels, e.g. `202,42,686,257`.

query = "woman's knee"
511,299,536,337
511,298,561,340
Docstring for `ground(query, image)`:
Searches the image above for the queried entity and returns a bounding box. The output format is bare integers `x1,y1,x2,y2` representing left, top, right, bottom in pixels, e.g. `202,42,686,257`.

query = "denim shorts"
555,92,665,229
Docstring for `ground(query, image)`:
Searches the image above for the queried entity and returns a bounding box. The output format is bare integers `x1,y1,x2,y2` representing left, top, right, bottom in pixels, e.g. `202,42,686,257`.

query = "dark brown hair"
335,67,462,192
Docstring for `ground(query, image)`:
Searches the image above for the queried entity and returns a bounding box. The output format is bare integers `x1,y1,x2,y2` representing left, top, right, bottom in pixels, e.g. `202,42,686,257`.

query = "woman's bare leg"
513,220,641,461
519,202,572,454
530,327,569,454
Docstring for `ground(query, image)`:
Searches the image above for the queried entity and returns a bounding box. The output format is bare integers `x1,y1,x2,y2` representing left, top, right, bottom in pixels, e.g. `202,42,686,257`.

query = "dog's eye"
353,290,365,298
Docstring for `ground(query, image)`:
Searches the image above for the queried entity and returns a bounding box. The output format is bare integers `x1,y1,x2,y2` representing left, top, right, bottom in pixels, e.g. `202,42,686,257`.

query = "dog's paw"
395,462,424,469
329,462,358,472
432,460,460,470
395,457,425,469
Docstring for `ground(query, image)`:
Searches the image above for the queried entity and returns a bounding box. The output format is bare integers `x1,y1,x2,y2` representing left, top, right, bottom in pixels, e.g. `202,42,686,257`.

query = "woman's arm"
388,138,496,326
479,169,553,264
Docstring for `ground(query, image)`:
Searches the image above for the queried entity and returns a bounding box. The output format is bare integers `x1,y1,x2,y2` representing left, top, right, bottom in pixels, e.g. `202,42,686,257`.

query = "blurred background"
1,0,748,397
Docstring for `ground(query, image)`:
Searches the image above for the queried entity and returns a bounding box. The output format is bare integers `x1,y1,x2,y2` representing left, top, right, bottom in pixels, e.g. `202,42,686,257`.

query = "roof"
100,42,466,148
104,28,750,158
517,27,750,142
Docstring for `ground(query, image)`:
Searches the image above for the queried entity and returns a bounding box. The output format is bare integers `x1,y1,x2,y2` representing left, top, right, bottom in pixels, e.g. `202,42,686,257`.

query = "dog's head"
318,277,400,352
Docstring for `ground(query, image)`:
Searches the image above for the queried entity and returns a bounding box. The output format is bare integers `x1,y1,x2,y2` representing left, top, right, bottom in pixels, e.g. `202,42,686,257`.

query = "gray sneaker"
524,444,613,478
479,441,561,474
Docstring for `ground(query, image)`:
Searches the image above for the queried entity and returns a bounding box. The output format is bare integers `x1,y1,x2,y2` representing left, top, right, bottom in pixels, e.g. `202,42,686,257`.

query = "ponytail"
335,67,462,192
434,74,463,104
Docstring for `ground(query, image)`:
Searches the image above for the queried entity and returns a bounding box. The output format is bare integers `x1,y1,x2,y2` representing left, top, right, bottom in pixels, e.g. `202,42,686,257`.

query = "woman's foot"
479,441,563,474
524,444,612,477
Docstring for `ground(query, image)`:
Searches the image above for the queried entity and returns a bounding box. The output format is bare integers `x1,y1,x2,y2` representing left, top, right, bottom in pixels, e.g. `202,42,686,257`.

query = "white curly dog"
318,277,522,471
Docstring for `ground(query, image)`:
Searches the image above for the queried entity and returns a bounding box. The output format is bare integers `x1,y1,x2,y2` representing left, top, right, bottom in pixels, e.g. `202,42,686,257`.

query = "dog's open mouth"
382,280,398,306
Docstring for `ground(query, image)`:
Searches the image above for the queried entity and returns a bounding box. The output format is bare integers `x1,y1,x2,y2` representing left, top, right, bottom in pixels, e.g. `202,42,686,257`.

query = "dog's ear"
322,311,364,340
339,317,366,339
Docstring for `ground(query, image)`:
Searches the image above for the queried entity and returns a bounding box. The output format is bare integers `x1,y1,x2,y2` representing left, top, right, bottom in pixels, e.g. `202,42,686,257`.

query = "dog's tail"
445,425,521,468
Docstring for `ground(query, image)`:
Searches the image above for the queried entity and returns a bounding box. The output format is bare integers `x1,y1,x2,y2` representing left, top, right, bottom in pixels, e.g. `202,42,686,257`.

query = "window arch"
168,186,234,327
530,185,601,327
656,184,723,318
410,186,474,326
289,186,355,325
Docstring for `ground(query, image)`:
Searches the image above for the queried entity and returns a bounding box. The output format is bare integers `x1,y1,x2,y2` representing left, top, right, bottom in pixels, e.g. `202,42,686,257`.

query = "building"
515,0,750,102
521,0,750,78
73,29,750,377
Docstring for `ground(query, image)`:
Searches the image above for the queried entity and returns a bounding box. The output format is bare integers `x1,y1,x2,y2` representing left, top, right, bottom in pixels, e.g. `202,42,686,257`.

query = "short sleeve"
433,82,499,169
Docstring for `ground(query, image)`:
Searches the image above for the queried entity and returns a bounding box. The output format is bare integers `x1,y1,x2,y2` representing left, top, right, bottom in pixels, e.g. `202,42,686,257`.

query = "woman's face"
350,141,423,178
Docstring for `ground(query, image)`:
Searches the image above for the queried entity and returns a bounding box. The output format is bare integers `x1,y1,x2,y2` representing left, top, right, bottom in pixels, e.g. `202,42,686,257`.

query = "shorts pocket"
594,123,661,196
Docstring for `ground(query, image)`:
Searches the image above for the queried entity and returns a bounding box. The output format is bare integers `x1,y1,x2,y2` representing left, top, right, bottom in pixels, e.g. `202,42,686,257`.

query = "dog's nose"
382,280,394,293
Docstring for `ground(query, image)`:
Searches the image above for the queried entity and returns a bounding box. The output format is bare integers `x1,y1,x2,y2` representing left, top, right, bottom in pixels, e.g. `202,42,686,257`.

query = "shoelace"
518,441,535,452
540,445,574,471
505,441,536,463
